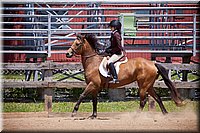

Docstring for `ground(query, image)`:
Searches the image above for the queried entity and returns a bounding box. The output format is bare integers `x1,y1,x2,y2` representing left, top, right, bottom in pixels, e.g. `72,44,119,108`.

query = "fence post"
179,56,192,99
47,14,51,57
43,61,53,113
193,14,196,56
120,13,125,47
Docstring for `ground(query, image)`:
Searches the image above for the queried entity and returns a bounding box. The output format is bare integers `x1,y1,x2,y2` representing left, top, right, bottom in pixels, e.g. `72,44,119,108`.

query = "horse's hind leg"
137,80,150,112
138,89,147,111
148,88,168,115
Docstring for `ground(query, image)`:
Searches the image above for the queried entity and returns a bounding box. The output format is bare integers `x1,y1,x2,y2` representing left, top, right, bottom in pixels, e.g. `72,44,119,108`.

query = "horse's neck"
81,43,102,71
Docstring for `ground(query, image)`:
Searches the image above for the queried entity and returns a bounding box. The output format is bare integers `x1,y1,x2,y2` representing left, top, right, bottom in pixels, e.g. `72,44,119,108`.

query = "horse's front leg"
71,93,85,117
71,82,96,117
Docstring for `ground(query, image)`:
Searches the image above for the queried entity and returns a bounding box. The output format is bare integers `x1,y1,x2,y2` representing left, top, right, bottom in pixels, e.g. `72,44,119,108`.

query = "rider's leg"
107,54,123,83
108,62,119,83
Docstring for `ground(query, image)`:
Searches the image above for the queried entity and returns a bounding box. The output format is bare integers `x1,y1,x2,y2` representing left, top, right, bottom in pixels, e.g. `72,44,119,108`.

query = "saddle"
99,56,128,78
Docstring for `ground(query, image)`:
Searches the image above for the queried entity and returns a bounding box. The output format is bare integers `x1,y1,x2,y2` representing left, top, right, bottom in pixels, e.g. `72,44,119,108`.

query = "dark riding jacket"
106,30,123,55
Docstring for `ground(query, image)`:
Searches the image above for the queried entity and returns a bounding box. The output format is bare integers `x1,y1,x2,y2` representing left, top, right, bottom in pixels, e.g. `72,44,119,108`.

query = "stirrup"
109,78,119,83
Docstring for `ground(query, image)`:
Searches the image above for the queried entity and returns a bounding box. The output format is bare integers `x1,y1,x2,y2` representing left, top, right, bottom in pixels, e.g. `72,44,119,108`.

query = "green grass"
3,100,199,113
2,74,25,80
53,73,84,81
3,102,45,112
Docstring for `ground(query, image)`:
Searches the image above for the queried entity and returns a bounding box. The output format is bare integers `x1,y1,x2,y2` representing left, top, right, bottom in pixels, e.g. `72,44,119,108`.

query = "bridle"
69,44,82,55
69,37,84,55
69,37,98,59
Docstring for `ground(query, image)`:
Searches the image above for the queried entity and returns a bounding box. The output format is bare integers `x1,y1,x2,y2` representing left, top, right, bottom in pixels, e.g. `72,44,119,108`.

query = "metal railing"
1,2,199,57
120,13,199,56
1,0,200,4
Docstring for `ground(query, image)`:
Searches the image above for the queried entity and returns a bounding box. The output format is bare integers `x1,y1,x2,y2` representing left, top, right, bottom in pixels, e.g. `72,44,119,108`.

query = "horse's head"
66,34,86,58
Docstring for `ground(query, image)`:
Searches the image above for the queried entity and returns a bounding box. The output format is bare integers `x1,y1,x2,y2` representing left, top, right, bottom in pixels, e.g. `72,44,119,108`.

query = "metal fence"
1,1,199,58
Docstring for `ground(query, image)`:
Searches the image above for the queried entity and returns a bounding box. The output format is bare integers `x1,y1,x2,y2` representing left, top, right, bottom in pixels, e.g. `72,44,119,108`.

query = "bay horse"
66,34,184,118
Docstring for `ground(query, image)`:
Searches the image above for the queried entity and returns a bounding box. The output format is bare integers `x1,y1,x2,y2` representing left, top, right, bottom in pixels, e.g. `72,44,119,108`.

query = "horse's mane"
84,34,98,50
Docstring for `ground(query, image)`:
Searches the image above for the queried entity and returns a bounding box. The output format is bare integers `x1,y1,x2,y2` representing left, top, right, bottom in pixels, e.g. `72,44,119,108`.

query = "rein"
70,42,98,60
82,53,97,59
81,50,99,62
69,36,103,61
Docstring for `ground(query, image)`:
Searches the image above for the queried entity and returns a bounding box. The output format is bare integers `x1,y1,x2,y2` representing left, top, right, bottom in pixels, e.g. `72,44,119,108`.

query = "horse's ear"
76,34,85,43
81,35,86,43
81,34,86,38
76,34,82,40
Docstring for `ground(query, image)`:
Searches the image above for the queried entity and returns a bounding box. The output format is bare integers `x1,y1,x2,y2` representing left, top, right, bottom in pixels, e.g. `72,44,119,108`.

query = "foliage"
68,88,84,99
3,88,39,102
127,88,138,97
154,88,170,97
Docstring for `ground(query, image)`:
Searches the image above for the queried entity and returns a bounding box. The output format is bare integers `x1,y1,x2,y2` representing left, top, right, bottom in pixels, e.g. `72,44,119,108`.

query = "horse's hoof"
87,115,97,119
162,111,168,115
136,109,142,113
71,112,77,117
181,100,188,105
176,100,187,107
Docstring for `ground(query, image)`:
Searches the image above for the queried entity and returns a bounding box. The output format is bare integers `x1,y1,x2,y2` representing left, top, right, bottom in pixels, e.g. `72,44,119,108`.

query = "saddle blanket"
99,57,128,77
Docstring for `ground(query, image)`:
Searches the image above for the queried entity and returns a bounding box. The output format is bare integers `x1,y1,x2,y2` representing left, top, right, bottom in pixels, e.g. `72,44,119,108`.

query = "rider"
106,20,124,83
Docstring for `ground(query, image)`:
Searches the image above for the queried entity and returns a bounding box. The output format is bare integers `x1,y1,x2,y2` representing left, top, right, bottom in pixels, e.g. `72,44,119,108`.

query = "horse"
66,34,184,118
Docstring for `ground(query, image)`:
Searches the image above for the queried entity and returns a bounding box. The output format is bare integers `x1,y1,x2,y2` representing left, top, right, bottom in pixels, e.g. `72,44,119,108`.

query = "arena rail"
2,0,200,4
2,61,199,112
2,61,199,89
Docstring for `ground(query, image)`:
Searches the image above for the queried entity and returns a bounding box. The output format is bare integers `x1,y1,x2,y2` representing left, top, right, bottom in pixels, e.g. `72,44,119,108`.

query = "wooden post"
43,61,54,113
179,56,191,99
44,92,52,113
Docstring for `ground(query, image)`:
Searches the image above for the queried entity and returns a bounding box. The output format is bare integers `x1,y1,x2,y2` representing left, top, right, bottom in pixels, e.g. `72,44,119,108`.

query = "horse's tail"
155,63,185,106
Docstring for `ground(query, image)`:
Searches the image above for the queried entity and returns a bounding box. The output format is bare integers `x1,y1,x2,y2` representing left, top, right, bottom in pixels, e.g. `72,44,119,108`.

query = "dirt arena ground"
2,110,199,132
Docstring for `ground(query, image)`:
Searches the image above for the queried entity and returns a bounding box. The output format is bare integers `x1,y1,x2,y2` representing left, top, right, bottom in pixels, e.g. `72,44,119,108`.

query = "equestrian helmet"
109,20,122,30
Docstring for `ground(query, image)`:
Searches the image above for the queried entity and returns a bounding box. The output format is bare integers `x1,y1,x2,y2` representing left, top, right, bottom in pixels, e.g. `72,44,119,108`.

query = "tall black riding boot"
108,63,119,83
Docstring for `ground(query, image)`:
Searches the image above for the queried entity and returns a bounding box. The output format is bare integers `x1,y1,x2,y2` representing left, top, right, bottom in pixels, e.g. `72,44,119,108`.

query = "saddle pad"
99,57,128,77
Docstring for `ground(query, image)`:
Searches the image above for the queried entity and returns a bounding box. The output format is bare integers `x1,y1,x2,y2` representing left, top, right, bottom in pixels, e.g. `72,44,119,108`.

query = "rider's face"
110,27,115,31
